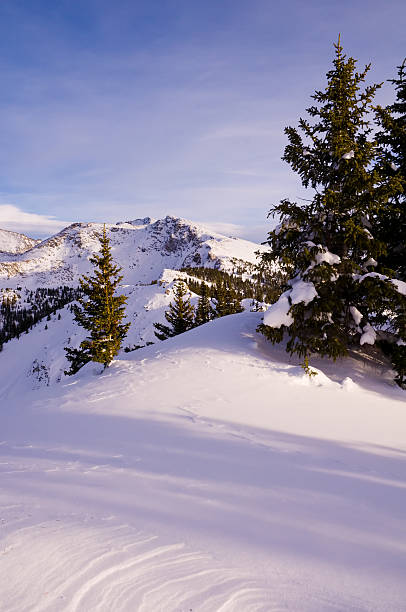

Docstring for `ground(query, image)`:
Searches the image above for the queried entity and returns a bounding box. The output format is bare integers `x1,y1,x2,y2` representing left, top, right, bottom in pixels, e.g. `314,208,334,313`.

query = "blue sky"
0,0,405,240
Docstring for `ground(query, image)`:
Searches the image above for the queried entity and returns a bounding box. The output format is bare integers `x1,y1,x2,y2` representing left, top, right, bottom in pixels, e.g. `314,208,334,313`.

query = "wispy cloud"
0,204,70,238
201,220,271,244
0,0,403,232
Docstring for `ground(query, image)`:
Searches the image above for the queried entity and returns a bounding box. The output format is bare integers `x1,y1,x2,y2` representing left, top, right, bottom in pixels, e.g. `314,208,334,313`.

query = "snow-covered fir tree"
65,225,130,374
375,58,406,281
154,281,195,340
258,38,406,387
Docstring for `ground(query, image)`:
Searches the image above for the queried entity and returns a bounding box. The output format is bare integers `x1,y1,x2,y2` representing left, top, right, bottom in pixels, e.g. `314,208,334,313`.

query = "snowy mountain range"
0,215,264,290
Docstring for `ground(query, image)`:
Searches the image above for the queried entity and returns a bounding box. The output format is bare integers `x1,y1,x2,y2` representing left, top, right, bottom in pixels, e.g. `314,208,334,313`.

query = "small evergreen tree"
375,59,406,281
154,281,195,340
65,225,130,374
258,38,406,387
194,282,214,326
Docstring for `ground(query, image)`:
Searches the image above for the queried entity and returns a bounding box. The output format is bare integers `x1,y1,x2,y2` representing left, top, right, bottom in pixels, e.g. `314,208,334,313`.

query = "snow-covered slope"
0,227,40,254
1,312,405,611
0,215,268,371
0,215,265,289
0,270,216,388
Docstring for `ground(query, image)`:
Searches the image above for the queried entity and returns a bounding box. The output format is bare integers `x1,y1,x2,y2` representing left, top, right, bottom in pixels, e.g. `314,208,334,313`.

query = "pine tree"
194,282,214,326
258,38,406,387
154,281,195,340
375,59,406,280
213,280,228,318
224,284,244,316
65,225,130,374
212,279,243,318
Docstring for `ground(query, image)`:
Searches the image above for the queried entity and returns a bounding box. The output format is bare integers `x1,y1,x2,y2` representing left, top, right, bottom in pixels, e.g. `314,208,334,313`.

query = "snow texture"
364,258,378,268
341,150,355,160
262,292,294,327
355,273,406,297
1,312,406,612
360,323,377,346
290,279,318,305
263,278,318,330
314,248,341,266
350,306,363,326
392,278,406,296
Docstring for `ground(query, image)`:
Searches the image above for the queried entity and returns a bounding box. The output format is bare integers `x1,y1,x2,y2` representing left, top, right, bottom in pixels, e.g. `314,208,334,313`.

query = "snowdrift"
1,312,405,611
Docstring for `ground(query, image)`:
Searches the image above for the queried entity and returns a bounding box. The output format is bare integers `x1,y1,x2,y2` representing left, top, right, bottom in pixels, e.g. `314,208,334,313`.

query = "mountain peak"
0,215,266,290
0,227,40,254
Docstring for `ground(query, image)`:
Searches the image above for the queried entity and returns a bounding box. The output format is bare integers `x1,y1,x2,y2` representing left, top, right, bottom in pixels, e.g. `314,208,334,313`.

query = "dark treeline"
180,266,288,305
0,286,80,350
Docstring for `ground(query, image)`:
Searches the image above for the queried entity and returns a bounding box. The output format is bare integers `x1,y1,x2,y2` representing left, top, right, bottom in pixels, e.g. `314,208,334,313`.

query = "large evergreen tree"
65,225,130,374
375,59,406,280
258,38,406,387
154,281,195,340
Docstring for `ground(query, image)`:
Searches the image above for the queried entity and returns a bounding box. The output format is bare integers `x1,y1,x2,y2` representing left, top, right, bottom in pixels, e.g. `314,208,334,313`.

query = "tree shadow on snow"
2,404,406,580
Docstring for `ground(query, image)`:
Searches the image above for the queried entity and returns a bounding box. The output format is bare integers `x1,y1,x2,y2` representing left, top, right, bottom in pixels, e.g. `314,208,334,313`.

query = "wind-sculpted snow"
0,513,270,612
1,312,405,611
0,215,265,289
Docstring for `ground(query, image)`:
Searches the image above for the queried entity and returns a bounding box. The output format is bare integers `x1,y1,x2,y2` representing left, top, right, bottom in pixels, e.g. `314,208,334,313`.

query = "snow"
262,292,293,327
1,211,406,610
341,150,355,160
314,248,341,266
350,306,363,326
0,215,268,290
355,273,406,297
290,279,318,305
391,162,399,171
360,323,377,346
364,257,378,268
262,278,318,330
1,311,406,611
392,278,406,296
355,271,389,283
0,227,39,254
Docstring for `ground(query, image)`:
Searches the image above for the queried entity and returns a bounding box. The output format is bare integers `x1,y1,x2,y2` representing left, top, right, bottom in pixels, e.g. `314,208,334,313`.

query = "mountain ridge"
0,215,266,289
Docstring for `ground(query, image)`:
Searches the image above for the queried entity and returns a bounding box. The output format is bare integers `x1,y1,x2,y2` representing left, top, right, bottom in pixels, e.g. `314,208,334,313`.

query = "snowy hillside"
1,214,404,611
0,215,265,289
1,312,405,611
0,227,40,254
0,270,225,387
0,215,270,379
